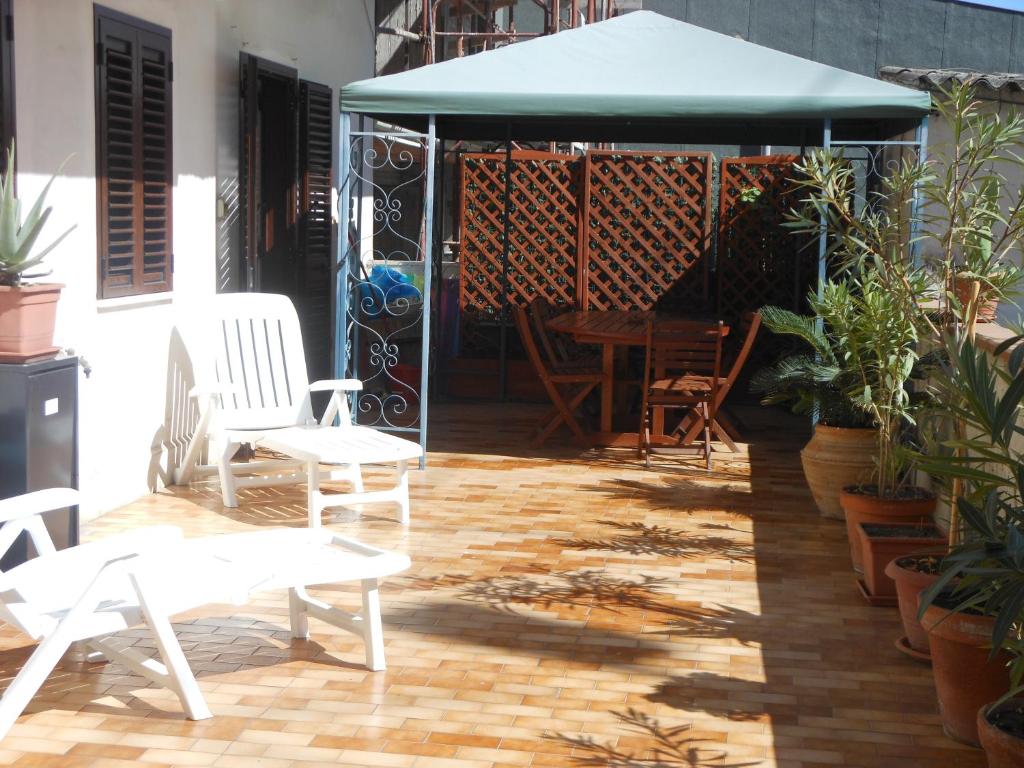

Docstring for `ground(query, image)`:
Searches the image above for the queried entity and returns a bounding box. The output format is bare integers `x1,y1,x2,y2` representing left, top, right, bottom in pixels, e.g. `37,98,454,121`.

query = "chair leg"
703,403,713,471
307,460,322,529
288,587,310,640
534,382,596,447
217,440,241,508
342,463,365,493
394,460,410,525
130,573,212,721
361,578,386,672
0,619,77,738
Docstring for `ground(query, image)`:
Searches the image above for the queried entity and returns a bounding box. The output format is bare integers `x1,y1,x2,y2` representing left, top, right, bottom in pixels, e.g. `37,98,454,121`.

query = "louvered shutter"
298,80,333,383
95,10,172,299
0,0,15,177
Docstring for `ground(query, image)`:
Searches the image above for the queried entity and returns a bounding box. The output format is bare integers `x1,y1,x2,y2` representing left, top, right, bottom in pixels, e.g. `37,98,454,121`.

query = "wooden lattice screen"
582,151,713,311
459,151,578,318
717,155,815,317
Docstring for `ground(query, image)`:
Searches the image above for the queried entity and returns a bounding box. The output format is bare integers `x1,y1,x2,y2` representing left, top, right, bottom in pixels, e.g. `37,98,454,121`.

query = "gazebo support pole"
499,122,513,401
812,117,832,427
419,115,437,467
434,136,447,402
335,111,352,387
909,115,929,266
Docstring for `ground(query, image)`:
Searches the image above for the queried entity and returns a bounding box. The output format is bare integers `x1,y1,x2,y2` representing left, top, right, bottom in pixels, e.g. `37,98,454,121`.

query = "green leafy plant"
916,334,1024,697
0,141,75,287
926,85,1024,330
750,304,872,429
782,145,936,497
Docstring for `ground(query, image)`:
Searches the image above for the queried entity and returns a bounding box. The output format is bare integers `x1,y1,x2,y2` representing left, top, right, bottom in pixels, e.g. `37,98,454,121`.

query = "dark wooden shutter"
298,80,333,383
95,8,172,299
0,0,15,177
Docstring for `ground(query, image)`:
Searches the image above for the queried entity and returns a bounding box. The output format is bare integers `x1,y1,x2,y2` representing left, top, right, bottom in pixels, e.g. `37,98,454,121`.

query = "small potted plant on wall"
0,141,74,363
951,178,1024,324
751,304,876,521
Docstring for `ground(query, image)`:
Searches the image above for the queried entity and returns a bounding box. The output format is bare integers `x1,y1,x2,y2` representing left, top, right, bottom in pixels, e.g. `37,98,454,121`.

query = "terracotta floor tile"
0,404,987,767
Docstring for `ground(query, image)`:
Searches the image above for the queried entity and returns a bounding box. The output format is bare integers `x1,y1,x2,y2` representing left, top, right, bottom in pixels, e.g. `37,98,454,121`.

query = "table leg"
601,343,615,433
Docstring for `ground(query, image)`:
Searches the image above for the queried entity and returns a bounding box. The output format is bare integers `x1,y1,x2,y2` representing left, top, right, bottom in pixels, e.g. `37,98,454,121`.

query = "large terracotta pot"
954,274,999,323
979,699,1024,767
922,603,1010,746
0,283,62,363
855,523,944,601
885,553,944,659
799,425,876,520
840,489,936,572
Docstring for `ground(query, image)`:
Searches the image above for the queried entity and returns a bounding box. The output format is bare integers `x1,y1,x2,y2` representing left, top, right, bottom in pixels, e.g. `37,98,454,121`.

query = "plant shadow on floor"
554,519,752,562
546,707,762,767
411,567,676,615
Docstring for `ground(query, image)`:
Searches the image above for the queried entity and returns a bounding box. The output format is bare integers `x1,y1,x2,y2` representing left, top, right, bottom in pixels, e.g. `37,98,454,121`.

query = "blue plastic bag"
360,265,420,316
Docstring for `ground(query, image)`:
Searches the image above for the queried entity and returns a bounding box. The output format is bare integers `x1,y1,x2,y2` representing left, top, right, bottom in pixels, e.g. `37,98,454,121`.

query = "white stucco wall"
12,0,374,520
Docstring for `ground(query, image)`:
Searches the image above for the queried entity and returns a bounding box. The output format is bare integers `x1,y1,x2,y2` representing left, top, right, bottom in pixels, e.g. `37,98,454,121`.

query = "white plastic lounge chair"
0,489,410,739
172,292,422,525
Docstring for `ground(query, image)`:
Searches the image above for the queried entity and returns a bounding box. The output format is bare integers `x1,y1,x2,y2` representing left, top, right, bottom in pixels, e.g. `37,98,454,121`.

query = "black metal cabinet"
0,357,79,568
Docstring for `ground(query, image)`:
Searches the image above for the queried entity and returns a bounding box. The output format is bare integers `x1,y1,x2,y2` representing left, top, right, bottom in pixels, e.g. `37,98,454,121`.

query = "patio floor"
0,403,984,768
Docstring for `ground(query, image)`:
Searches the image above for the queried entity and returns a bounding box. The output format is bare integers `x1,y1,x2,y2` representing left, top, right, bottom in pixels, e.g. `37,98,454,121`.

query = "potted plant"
951,177,1024,324
782,146,945,601
914,335,1024,747
0,141,74,363
750,304,876,521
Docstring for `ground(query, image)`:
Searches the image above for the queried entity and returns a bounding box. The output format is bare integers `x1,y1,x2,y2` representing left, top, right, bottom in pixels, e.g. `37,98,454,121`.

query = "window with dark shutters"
95,7,172,299
298,80,334,382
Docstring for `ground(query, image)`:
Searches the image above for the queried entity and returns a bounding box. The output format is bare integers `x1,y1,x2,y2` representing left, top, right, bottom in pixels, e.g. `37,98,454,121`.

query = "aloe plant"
0,141,75,287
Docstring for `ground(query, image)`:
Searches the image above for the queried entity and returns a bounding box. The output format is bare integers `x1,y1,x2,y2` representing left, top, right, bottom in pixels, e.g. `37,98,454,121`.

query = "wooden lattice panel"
582,151,712,311
459,151,579,318
717,156,814,317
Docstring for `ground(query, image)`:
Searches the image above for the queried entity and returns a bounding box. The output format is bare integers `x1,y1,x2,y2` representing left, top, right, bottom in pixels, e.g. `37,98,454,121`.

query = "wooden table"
546,310,728,447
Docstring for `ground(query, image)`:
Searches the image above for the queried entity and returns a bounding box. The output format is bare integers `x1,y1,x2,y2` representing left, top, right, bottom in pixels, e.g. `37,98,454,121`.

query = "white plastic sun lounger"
0,489,410,739
173,292,423,525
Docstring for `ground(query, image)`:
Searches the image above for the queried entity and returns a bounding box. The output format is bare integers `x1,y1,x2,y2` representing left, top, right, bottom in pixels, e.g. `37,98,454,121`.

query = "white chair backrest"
189,293,314,429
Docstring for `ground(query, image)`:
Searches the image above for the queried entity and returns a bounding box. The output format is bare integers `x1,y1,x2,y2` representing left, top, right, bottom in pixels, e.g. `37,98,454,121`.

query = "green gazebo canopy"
341,11,930,141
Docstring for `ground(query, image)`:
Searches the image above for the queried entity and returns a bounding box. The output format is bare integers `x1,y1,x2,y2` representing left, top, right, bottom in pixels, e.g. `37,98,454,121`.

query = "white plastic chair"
0,488,410,738
173,293,421,523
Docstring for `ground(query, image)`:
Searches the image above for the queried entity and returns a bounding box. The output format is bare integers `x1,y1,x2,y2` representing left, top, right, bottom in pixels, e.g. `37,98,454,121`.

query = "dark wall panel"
942,3,1013,72
811,0,880,77
749,0,814,59
685,0,750,38
1012,15,1024,73
877,0,946,71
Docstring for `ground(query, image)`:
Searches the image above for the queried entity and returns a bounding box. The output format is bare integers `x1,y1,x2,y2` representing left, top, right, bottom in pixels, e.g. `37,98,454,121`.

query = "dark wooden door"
239,53,298,295
238,56,334,387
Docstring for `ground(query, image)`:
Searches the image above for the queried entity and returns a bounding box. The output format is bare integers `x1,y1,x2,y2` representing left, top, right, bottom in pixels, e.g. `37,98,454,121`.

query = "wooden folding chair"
515,305,604,447
638,320,725,470
527,297,600,370
680,310,762,450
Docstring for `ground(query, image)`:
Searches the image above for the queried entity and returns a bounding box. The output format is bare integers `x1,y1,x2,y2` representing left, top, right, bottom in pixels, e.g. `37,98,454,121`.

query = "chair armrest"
309,379,363,393
0,489,79,525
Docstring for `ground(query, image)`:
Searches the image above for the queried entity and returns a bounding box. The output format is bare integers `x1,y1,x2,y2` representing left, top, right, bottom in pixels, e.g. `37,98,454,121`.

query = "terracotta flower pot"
954,274,999,323
922,603,1010,745
799,425,876,520
979,699,1024,767
855,523,944,601
840,488,936,573
885,553,944,659
0,283,62,363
